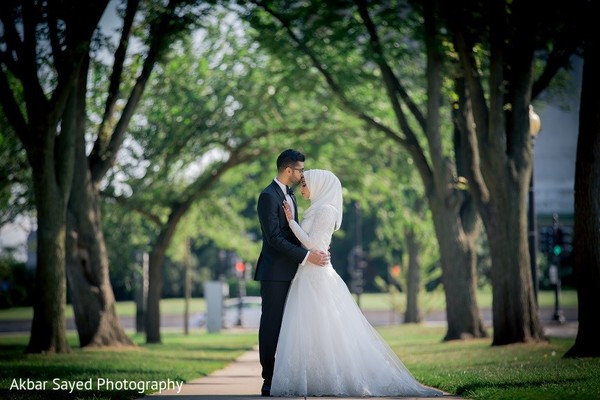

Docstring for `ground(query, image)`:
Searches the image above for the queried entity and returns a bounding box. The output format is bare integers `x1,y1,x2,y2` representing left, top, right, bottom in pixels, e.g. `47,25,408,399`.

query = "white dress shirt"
274,178,309,266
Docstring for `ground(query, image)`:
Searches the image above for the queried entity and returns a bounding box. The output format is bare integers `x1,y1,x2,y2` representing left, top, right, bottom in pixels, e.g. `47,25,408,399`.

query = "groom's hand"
308,250,330,267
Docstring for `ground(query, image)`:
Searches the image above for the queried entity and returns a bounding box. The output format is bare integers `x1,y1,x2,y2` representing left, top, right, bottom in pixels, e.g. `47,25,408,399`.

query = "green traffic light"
553,245,562,256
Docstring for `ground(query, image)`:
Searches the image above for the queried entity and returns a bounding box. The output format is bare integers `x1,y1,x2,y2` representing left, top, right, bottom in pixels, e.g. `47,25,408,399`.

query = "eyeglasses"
291,167,304,173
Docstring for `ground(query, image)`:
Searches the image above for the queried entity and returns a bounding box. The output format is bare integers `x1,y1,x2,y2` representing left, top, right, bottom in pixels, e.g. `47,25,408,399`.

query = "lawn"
355,287,576,315
0,325,598,400
378,325,599,400
0,331,257,400
0,298,208,321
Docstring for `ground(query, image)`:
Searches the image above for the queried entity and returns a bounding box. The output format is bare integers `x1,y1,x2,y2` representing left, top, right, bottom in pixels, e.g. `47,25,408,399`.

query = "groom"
254,149,329,396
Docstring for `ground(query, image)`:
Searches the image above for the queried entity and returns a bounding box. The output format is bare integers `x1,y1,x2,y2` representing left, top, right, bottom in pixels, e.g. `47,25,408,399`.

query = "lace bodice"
288,204,337,253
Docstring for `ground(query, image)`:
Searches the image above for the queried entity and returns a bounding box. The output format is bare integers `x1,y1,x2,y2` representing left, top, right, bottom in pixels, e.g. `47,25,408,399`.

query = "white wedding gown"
270,204,442,397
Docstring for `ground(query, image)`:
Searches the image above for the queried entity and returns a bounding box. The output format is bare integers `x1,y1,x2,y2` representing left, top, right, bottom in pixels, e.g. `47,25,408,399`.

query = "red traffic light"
235,262,245,273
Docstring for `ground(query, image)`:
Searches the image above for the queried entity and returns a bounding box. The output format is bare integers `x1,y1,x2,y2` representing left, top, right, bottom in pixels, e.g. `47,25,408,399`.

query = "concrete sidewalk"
143,346,460,400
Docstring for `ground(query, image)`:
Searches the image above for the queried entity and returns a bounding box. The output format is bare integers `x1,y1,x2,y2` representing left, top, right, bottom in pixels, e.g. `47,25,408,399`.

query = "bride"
270,169,442,397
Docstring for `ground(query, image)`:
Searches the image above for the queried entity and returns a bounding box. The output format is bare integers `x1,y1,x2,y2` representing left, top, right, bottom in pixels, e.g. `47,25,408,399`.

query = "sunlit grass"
358,287,577,314
377,325,599,400
0,298,207,321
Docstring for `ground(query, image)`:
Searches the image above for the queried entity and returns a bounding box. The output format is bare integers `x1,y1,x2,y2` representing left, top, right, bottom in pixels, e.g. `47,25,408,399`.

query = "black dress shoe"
261,384,271,397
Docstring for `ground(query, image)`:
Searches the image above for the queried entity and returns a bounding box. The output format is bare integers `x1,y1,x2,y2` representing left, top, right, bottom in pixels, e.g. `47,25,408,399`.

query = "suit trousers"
258,280,292,386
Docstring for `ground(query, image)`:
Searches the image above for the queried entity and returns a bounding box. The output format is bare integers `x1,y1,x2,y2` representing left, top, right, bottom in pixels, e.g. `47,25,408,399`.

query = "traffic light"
538,227,553,254
559,227,573,259
552,243,562,256
552,225,564,258
234,261,245,278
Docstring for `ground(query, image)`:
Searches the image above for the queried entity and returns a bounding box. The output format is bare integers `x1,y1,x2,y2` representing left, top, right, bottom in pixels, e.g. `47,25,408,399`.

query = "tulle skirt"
270,263,442,397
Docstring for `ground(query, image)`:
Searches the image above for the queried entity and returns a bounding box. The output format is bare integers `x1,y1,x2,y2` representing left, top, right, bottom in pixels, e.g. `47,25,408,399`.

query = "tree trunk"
403,227,422,323
486,176,545,345
146,214,183,343
452,72,544,344
143,157,241,343
66,155,133,347
145,195,192,343
430,197,486,340
146,243,167,343
27,171,70,353
565,25,600,357
65,56,132,348
26,93,77,353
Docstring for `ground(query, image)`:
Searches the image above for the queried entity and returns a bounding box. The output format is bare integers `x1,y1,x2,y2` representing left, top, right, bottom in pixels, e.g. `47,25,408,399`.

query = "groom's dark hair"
277,149,305,172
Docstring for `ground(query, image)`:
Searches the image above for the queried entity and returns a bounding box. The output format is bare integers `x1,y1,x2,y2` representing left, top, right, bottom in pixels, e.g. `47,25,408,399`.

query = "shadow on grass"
0,388,140,400
455,376,588,395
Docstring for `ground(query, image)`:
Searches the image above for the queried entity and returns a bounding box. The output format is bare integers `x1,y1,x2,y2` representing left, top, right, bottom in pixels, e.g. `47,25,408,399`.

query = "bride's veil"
302,169,343,230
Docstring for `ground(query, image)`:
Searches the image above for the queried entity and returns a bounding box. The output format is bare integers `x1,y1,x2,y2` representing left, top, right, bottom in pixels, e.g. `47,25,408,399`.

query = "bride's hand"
282,201,293,222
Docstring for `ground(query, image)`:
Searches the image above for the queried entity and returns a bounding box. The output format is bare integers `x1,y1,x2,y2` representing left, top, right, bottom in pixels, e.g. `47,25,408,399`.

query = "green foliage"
101,196,156,300
99,8,347,292
0,256,33,308
0,89,33,226
242,1,458,167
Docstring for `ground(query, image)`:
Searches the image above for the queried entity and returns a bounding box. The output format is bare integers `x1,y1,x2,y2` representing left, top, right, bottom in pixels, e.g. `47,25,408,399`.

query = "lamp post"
527,106,541,306
527,105,542,305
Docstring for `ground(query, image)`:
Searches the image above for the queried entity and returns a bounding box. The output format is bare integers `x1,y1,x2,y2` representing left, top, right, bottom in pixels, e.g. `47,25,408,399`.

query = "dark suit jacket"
254,180,308,281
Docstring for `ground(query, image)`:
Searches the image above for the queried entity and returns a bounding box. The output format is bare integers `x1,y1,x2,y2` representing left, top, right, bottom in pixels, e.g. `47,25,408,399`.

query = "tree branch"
256,1,435,191
90,0,141,164
354,0,427,132
91,0,190,183
254,1,407,147
102,192,163,228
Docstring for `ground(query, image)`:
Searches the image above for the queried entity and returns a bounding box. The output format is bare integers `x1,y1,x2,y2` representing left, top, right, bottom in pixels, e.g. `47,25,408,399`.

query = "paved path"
143,346,461,400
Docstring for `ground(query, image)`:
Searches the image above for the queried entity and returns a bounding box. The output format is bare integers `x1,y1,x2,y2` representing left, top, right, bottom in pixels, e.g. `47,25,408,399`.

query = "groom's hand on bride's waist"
308,250,330,266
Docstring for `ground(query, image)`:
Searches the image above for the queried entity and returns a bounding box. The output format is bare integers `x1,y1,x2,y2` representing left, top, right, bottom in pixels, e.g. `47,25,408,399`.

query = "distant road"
0,306,577,337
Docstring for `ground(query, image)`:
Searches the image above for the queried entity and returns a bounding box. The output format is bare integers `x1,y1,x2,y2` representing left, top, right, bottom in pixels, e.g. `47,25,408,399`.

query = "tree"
445,0,586,344
106,15,331,342
0,0,110,353
357,142,440,324
64,0,206,348
565,3,600,357
243,0,486,340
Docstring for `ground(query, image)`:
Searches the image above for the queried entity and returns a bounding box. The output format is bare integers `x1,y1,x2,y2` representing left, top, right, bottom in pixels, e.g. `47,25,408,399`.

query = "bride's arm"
283,202,336,250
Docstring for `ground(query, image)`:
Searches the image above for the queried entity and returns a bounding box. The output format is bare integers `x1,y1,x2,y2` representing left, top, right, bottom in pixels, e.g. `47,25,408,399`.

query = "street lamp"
528,105,541,306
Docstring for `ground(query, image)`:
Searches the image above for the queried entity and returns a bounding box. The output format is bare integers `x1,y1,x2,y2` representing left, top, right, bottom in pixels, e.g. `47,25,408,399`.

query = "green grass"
0,288,576,321
0,325,597,400
379,325,599,400
0,331,256,400
357,287,577,314
0,298,207,321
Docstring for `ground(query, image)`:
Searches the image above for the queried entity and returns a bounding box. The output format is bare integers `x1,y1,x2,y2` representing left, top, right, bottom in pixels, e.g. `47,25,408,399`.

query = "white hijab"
303,169,343,231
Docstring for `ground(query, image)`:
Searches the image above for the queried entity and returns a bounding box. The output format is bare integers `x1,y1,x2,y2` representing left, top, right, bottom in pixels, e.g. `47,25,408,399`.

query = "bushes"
0,256,33,308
